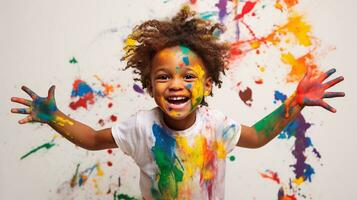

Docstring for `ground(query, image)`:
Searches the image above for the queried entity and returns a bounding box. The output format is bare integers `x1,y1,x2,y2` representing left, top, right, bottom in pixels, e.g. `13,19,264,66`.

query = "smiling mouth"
165,96,190,110
166,96,190,104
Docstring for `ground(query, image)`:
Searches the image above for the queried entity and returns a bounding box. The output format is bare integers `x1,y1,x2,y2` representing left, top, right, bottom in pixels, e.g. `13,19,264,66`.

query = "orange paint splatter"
281,52,316,82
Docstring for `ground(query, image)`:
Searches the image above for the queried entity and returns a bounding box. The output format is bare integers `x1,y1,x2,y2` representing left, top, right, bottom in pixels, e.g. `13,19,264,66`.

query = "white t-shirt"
111,106,241,200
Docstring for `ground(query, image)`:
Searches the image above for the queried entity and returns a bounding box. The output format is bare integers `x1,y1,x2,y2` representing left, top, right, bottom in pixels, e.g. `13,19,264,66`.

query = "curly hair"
121,5,231,105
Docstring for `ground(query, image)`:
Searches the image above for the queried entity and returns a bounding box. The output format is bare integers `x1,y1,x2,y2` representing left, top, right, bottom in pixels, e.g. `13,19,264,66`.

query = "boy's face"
149,45,212,121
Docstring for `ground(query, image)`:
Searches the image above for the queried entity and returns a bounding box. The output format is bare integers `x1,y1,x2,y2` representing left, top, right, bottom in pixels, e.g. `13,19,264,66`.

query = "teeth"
168,96,186,100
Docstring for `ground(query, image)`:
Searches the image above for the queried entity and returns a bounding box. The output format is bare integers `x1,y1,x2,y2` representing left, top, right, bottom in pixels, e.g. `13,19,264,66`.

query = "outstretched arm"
237,67,345,148
11,85,117,150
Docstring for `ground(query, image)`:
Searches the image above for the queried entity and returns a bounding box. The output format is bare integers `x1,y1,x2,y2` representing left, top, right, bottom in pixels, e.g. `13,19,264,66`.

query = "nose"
169,77,185,91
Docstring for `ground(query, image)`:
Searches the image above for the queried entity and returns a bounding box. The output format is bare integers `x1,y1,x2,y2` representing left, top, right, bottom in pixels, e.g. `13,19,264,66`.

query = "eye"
156,74,169,81
184,74,196,81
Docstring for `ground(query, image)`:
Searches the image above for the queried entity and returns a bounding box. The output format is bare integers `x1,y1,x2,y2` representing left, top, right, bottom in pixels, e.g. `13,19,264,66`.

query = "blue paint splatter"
274,90,287,104
199,11,218,20
182,56,189,66
71,80,94,98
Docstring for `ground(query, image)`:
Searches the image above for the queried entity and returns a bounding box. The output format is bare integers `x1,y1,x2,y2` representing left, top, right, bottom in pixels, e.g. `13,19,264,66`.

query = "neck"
162,110,197,131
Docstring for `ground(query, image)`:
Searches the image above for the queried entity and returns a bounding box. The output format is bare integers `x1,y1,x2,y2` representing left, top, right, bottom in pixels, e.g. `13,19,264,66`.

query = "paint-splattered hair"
121,5,230,104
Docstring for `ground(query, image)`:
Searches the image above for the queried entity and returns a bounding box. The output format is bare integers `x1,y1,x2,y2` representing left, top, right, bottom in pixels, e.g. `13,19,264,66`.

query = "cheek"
189,79,205,107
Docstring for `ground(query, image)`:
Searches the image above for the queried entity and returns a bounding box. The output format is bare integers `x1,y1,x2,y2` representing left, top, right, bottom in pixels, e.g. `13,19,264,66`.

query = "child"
11,6,344,200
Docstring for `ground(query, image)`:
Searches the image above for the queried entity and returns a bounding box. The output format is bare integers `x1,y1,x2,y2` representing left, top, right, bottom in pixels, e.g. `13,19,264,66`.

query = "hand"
11,85,58,124
295,66,345,112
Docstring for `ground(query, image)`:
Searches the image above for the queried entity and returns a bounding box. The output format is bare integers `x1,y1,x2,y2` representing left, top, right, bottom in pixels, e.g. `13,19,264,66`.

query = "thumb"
48,85,56,99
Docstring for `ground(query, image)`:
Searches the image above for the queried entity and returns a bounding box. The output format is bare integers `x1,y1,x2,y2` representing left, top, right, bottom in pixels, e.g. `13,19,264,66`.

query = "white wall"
1,0,356,199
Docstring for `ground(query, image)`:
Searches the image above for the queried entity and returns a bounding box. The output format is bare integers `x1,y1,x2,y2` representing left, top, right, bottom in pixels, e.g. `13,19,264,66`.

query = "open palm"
296,66,345,112
11,85,58,124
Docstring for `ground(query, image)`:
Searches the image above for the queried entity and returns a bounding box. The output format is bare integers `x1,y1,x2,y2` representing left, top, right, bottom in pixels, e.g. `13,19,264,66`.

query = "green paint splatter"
151,123,184,199
190,96,203,112
113,191,139,200
229,155,236,161
32,98,57,122
179,45,190,54
253,104,285,138
20,140,55,160
69,57,78,64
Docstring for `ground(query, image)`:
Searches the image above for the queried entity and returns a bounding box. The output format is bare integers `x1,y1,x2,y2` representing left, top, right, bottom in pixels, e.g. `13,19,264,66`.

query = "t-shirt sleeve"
111,113,139,158
213,109,241,154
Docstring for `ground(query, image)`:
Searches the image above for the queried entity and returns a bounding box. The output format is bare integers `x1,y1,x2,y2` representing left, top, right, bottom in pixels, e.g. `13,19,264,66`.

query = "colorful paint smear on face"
189,63,206,111
178,45,207,111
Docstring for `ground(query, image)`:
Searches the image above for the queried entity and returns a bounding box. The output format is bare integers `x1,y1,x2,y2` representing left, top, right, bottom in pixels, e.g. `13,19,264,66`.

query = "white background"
1,0,356,199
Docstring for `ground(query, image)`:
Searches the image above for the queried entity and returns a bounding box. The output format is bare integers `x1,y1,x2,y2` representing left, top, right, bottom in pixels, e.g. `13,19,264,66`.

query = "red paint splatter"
110,115,117,122
69,93,95,110
108,102,113,108
190,0,197,4
107,149,113,154
278,187,297,200
283,0,299,9
107,161,113,167
235,1,257,20
260,170,280,184
255,78,263,84
69,79,95,110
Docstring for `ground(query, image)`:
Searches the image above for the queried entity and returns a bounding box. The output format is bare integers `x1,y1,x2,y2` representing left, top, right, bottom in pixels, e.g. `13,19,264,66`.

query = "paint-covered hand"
11,85,58,124
295,66,345,112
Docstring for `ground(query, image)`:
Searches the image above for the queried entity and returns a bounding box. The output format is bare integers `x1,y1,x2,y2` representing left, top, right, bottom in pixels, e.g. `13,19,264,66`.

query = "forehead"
151,45,206,72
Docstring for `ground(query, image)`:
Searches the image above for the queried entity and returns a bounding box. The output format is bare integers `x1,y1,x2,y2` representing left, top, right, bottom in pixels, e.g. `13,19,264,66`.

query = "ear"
146,80,153,97
204,77,213,96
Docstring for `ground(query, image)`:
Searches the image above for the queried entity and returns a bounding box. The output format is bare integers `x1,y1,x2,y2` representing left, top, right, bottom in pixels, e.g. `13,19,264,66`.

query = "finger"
318,68,336,82
323,92,345,98
323,76,344,89
11,108,31,114
305,65,313,80
11,97,32,106
19,115,33,124
48,85,56,99
319,100,336,113
21,86,38,99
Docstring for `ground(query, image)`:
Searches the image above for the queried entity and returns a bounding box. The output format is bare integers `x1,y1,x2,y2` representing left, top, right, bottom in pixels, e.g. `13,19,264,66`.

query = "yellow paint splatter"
96,162,104,177
278,14,312,46
281,52,315,82
190,64,205,108
292,176,304,185
53,116,74,126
